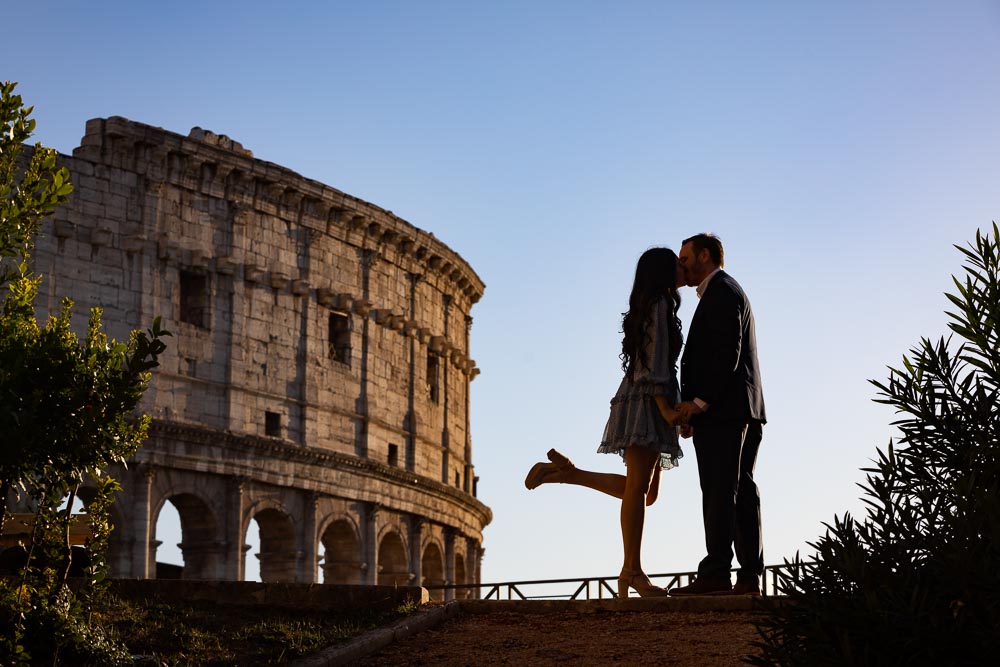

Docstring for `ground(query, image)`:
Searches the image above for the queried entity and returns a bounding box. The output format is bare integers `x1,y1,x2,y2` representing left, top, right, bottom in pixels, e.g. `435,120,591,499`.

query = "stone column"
466,536,480,599
224,203,252,432
362,502,379,585
130,464,155,579
299,492,319,583
179,541,226,580
223,477,246,581
409,515,425,589
355,249,380,459
440,294,451,484
476,544,485,599
405,273,422,472
299,229,321,447
444,528,456,602
258,552,298,583
464,314,474,494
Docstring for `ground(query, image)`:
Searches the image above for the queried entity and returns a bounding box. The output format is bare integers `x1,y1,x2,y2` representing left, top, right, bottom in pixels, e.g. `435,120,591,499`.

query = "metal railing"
425,562,814,601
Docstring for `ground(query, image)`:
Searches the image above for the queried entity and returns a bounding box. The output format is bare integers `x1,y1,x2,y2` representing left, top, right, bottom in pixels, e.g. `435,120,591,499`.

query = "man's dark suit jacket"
681,270,766,426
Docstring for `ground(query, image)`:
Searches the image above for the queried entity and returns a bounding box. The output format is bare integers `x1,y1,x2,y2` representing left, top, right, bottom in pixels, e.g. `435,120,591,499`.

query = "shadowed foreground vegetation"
752,226,1000,666
103,594,418,665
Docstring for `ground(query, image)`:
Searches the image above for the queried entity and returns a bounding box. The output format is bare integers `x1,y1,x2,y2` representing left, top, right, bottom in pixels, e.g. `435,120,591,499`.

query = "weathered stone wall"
28,118,489,594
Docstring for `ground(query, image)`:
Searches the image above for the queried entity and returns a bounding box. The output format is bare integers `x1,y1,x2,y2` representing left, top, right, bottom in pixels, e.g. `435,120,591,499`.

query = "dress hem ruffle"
597,440,682,470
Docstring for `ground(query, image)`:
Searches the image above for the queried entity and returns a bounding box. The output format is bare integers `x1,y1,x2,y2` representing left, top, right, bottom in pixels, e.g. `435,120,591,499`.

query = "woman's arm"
649,298,683,426
655,394,682,427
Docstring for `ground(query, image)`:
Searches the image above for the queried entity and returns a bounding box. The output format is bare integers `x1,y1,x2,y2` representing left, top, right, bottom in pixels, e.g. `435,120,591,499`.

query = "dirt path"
359,608,763,666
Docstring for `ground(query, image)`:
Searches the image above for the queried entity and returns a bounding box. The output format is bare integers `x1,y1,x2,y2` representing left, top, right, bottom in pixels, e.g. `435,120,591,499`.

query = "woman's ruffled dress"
597,296,682,469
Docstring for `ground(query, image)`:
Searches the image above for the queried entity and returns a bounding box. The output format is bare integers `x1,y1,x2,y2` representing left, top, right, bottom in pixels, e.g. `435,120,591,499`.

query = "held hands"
657,398,703,433
668,401,703,438
675,401,704,422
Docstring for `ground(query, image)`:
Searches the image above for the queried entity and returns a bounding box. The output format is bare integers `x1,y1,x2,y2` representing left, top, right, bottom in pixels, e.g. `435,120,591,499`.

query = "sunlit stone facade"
30,117,490,596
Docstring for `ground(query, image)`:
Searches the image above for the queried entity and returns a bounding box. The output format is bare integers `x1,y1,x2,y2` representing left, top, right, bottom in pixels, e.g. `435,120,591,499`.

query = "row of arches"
29,457,486,600
134,485,478,601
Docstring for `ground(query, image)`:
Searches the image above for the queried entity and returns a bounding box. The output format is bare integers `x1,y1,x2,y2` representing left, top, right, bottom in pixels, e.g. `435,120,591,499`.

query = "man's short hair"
682,233,724,268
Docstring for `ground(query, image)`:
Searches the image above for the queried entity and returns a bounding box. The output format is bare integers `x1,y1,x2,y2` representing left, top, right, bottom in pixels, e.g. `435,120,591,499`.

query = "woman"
524,246,685,598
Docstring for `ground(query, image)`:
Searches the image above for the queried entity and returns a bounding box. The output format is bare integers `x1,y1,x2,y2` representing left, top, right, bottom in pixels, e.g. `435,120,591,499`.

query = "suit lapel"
688,270,725,339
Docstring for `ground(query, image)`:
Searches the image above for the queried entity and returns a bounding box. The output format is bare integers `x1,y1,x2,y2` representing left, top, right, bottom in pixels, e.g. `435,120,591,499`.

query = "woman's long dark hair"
621,247,683,381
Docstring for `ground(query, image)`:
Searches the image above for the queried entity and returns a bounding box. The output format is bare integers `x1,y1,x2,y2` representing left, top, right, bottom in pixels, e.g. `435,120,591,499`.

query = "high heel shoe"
617,569,669,598
546,449,576,471
524,462,559,490
524,449,577,490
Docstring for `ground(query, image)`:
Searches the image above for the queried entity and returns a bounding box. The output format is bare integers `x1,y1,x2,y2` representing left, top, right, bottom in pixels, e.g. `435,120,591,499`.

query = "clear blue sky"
10,1,1000,584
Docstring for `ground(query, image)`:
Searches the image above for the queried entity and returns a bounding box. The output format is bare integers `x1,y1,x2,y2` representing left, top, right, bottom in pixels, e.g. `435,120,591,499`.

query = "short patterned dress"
597,296,683,469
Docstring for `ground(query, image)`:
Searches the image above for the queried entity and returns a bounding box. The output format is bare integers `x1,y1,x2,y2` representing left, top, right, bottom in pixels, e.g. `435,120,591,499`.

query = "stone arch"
75,484,128,574
153,493,220,580
377,530,411,586
421,541,446,601
320,517,363,584
246,505,297,583
76,483,125,527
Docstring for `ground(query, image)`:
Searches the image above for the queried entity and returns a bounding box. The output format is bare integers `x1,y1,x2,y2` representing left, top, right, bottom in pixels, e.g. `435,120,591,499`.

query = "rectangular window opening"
388,443,399,467
264,411,281,438
179,270,209,329
328,311,351,364
427,353,440,404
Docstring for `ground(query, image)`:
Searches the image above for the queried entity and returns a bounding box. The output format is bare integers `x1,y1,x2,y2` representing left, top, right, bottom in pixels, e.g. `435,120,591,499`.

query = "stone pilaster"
223,477,246,581
362,502,379,585
444,528,457,602
299,492,319,583
409,515,425,589
132,465,155,579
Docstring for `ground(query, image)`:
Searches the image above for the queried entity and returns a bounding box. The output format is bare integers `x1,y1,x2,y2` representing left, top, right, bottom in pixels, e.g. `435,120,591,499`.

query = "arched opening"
243,518,261,582
247,508,296,583
152,500,183,579
421,542,445,602
74,486,124,576
321,520,363,584
377,531,410,587
455,552,470,599
153,494,219,580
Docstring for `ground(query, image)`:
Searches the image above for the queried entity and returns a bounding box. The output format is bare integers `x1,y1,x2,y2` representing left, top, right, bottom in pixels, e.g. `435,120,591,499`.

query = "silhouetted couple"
525,233,766,597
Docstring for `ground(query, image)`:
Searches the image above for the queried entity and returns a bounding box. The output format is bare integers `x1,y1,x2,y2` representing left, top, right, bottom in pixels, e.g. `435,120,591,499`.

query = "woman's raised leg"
525,449,661,505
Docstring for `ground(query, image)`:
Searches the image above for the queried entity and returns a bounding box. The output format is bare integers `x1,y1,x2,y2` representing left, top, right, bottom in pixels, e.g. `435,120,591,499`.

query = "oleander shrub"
751,225,1000,666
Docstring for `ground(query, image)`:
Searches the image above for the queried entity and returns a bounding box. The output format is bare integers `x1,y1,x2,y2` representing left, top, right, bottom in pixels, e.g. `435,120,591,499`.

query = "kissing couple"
525,233,766,598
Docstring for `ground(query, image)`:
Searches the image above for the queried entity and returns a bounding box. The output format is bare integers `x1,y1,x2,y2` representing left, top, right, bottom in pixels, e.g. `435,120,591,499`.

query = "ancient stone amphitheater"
31,117,490,598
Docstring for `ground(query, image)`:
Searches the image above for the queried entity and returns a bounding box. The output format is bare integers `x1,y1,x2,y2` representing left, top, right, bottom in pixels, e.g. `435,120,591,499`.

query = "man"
670,233,766,596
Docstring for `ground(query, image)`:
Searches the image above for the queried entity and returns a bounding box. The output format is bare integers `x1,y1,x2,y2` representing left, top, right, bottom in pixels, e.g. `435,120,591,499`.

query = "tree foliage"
751,225,1000,666
0,81,170,665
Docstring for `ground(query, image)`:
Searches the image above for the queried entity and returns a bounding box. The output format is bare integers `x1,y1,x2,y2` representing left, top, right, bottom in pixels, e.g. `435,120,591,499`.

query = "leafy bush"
751,225,1000,666
0,81,170,665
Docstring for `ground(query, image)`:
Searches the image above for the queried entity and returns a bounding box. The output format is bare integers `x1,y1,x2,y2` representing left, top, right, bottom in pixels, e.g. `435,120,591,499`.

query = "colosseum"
29,116,490,598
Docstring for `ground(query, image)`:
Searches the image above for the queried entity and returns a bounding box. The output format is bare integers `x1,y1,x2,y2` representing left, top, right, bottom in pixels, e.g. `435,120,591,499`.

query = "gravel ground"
359,608,763,666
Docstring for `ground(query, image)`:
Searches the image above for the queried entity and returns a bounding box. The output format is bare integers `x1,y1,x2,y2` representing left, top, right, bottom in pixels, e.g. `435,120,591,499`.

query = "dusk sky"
10,1,1000,585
